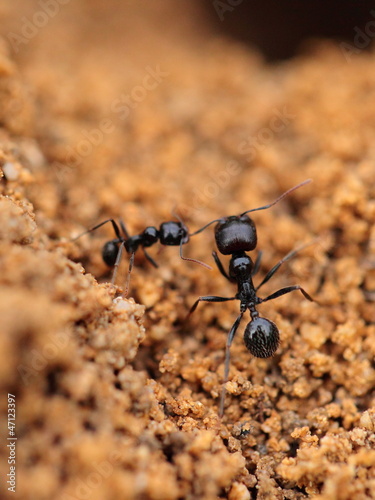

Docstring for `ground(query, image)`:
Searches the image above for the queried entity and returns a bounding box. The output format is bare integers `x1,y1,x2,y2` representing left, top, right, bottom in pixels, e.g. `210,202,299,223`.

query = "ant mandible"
188,180,314,416
72,215,211,294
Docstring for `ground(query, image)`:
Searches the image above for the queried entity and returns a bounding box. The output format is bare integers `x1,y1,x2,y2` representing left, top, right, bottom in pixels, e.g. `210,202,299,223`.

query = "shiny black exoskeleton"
190,246,313,416
189,179,314,416
73,218,209,294
101,220,189,268
214,215,257,255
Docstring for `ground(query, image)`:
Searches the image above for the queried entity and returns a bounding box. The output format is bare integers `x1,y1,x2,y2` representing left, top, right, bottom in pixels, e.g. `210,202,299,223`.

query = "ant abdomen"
244,317,280,358
102,241,120,267
215,215,257,255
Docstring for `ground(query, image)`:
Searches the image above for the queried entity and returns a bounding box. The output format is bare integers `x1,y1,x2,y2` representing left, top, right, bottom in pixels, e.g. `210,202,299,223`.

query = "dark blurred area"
204,0,375,60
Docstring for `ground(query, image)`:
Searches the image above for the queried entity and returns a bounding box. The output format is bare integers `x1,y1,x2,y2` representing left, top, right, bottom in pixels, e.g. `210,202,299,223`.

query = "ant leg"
119,219,130,239
111,241,125,285
212,251,231,282
179,240,212,270
124,252,135,297
261,285,314,304
143,248,158,268
72,218,122,242
252,251,263,276
256,241,316,291
219,312,244,418
188,295,236,316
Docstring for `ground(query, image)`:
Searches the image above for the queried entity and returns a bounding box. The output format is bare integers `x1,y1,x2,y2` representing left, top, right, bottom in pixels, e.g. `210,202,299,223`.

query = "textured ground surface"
0,2,374,499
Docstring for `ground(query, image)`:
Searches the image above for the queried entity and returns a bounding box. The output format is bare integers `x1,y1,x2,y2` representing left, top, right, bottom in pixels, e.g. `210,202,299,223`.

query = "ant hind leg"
219,312,244,418
212,251,232,282
72,218,122,242
261,285,314,304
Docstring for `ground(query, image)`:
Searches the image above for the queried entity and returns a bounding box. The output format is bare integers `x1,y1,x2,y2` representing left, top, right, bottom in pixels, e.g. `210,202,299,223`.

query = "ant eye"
244,318,280,358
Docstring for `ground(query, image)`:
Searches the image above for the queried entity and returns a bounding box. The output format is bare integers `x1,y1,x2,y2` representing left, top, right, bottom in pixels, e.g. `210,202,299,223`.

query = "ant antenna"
189,218,222,237
172,206,213,270
241,179,312,216
179,240,212,270
190,179,312,237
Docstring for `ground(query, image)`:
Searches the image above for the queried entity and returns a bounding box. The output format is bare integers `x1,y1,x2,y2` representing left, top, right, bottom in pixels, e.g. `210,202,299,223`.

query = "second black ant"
188,180,315,416
72,216,211,294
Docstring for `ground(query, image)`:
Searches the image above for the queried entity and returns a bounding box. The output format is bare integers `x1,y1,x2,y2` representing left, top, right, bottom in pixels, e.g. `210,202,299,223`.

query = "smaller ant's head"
102,240,120,267
244,317,279,358
159,221,189,246
215,215,257,255
142,226,159,247
229,253,253,281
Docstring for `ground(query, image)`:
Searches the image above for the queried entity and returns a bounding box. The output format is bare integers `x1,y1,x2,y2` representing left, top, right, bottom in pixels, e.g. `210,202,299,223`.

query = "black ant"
188,180,314,416
190,179,311,255
72,216,211,294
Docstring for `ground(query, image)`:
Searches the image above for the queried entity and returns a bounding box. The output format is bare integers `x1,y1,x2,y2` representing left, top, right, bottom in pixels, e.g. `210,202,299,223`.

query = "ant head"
215,215,257,255
229,253,254,280
102,240,120,267
142,226,159,247
244,317,279,358
159,221,189,246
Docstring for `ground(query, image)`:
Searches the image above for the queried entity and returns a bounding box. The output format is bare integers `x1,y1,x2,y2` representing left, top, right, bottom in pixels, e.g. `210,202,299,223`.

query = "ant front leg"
212,251,232,282
252,251,263,276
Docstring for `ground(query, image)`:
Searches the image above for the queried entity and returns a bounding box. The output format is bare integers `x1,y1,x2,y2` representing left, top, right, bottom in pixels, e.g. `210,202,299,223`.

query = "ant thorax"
125,234,143,254
215,215,257,255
